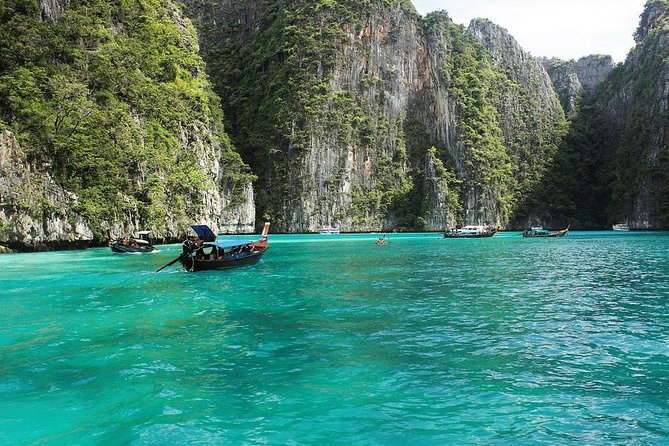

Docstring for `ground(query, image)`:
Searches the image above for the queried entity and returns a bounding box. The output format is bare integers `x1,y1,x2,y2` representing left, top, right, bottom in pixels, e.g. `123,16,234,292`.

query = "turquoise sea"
1,231,668,445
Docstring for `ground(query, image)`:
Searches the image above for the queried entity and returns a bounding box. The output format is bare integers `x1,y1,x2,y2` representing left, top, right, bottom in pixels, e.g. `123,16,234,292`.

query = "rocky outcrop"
544,55,614,113
575,55,615,88
635,0,669,42
0,129,94,250
38,0,64,23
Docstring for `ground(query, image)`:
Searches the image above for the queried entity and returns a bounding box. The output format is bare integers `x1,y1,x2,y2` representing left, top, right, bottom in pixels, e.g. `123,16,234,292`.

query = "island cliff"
0,0,255,250
184,1,565,232
540,0,669,229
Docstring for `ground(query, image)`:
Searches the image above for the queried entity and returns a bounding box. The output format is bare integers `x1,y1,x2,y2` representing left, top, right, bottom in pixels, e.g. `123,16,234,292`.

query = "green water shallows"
1,232,668,445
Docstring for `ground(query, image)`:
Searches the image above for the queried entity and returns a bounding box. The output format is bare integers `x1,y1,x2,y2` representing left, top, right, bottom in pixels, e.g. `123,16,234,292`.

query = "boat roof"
191,225,217,241
204,240,253,249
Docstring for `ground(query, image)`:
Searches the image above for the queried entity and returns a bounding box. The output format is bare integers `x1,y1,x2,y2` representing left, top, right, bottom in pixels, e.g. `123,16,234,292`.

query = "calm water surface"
1,232,668,444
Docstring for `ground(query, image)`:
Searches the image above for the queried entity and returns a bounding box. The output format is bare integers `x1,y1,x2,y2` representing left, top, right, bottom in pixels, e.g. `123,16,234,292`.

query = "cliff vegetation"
0,0,254,245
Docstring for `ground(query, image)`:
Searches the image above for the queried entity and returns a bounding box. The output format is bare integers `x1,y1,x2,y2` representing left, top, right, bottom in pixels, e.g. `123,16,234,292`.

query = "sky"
411,0,647,62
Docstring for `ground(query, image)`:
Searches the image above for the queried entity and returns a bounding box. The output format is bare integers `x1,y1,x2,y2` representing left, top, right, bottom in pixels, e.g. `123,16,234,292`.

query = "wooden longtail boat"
109,231,155,253
522,225,569,238
161,222,270,272
444,225,499,238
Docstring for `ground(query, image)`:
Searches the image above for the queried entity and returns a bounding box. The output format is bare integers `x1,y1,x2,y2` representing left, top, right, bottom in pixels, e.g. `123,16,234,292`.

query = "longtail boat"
109,231,155,253
444,225,499,238
522,225,569,238
157,223,270,273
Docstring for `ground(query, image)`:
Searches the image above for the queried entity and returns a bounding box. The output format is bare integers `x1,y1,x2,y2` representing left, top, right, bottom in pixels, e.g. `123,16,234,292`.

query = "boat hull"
522,228,569,238
444,230,498,238
181,239,269,272
181,250,265,271
110,242,155,253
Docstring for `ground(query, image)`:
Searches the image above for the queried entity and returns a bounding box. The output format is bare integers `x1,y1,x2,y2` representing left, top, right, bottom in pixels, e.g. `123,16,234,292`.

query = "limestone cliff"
542,0,669,229
0,130,93,250
467,18,566,228
184,1,566,231
597,0,669,228
0,0,255,250
544,55,614,114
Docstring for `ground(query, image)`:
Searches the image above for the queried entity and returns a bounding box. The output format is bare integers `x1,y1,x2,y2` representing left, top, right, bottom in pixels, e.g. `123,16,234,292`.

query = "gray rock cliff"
186,2,567,231
598,1,669,228
1,1,256,250
544,55,614,113
0,129,94,250
38,0,64,23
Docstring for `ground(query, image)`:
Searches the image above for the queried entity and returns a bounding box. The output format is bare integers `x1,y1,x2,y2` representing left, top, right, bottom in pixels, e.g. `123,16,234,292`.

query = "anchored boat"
109,231,155,253
157,223,270,273
319,227,340,235
444,225,499,238
522,225,569,238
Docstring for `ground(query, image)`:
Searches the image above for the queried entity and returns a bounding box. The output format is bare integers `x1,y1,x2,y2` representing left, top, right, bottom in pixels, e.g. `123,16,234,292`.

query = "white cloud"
411,0,646,62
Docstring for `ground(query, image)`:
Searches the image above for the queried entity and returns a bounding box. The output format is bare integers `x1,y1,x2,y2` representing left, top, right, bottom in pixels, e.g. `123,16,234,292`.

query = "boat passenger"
195,245,205,259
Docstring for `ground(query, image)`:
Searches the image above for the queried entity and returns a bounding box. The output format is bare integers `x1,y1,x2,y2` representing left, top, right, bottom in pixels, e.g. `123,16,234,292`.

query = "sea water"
1,232,668,444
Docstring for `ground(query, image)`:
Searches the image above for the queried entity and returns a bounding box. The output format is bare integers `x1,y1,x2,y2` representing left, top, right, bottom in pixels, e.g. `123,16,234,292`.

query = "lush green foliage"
423,15,565,226
187,1,570,229
0,0,251,238
541,8,669,228
185,0,419,229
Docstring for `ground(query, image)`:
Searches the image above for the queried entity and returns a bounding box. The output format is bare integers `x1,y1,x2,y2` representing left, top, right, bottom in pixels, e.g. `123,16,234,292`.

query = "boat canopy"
205,240,253,249
191,225,217,242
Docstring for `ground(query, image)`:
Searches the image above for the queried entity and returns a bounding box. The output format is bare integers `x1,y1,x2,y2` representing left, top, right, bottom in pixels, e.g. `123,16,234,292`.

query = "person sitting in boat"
195,244,205,259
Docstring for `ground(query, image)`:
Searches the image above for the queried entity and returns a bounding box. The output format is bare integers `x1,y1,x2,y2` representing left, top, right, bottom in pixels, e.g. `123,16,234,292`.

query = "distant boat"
612,223,630,231
109,230,155,253
176,223,270,272
444,225,499,238
319,227,340,235
522,225,569,238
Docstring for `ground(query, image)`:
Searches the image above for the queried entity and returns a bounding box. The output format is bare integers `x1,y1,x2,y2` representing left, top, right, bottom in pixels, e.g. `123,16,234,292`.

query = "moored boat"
522,225,569,238
109,231,155,253
444,225,499,238
319,227,340,235
157,223,270,273
612,223,630,231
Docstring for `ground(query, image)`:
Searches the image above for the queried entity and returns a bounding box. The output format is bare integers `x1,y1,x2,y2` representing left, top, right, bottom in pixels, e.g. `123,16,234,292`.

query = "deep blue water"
1,231,668,444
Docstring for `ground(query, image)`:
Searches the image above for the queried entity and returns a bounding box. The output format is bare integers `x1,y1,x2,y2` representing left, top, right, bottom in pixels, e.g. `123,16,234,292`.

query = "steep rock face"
575,55,615,88
601,1,669,228
467,19,566,228
0,0,255,249
544,0,669,229
38,0,64,23
544,55,614,114
0,130,93,250
186,1,567,231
